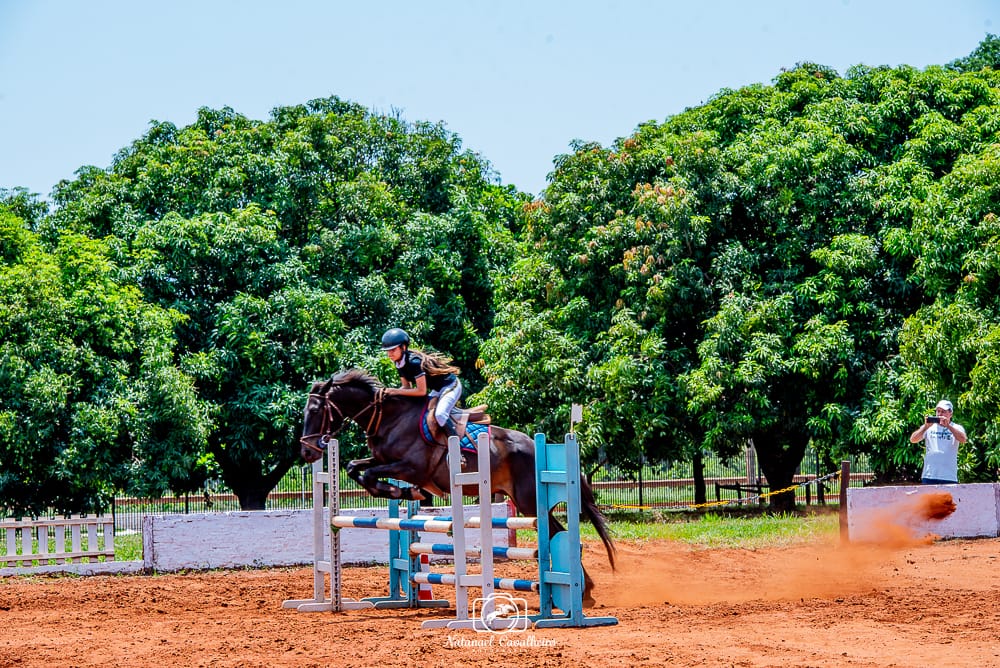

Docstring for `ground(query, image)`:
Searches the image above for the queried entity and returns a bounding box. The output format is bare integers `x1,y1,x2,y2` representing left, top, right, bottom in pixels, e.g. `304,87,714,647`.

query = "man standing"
909,399,968,484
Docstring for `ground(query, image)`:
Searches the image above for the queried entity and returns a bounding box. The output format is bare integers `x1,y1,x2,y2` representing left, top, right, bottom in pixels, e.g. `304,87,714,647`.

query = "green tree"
0,207,210,515
480,40,1000,508
0,188,49,230
948,33,1000,73
855,131,1000,481
46,97,523,507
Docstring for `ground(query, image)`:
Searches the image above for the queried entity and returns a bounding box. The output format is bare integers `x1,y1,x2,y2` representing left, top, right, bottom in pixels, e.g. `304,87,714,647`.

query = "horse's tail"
581,476,617,571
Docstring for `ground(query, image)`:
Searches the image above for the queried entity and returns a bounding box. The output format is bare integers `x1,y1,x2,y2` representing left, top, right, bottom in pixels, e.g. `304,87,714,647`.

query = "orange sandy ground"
2,526,999,668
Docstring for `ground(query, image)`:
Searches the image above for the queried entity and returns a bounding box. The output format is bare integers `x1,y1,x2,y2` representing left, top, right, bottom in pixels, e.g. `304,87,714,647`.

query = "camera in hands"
926,416,941,424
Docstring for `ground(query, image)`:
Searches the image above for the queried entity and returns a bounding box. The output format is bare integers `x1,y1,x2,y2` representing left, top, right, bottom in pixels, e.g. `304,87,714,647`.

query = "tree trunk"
235,486,270,510
693,451,706,505
216,447,297,511
755,433,808,513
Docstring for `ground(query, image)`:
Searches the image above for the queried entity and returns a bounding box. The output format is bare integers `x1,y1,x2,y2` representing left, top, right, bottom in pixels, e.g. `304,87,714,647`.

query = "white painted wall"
0,560,144,577
142,503,513,572
846,483,1000,542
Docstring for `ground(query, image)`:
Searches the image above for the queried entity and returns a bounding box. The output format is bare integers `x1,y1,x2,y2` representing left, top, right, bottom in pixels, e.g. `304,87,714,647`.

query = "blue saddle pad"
461,422,489,453
419,408,483,453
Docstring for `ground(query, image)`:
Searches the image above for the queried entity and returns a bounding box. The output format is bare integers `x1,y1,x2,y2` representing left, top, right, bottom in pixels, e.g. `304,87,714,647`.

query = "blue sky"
1,1,997,200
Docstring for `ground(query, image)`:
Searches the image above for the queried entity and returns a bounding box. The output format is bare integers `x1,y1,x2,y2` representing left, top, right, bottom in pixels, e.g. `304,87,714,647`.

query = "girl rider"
380,328,463,440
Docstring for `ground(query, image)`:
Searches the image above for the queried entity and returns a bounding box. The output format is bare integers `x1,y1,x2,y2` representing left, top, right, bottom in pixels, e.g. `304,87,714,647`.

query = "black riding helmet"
381,327,411,350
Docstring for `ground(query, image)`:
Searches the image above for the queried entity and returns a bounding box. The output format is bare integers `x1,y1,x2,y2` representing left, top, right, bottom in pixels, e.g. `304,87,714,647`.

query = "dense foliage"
477,37,1000,509
1,98,523,512
3,37,1000,513
0,205,210,514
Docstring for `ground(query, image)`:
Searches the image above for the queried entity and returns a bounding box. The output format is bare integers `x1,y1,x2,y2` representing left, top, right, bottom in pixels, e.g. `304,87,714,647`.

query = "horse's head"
299,370,383,463
299,379,336,463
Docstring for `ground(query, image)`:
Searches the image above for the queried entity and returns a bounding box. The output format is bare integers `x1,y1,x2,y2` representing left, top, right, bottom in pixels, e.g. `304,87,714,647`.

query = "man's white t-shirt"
921,423,960,482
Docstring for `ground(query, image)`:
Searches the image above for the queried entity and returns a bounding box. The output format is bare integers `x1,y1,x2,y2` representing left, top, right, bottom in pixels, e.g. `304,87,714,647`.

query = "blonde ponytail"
413,347,461,376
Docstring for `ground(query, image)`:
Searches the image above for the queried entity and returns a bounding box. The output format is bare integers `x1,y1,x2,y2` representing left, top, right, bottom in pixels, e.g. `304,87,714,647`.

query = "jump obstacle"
282,428,617,630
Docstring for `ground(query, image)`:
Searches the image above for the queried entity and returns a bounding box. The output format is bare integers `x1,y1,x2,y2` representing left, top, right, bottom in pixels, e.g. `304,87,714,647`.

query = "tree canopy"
0,206,210,515
476,37,1000,508
8,97,524,510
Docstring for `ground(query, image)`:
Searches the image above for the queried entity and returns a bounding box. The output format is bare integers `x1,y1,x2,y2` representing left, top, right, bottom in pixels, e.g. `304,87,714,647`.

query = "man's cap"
936,399,954,411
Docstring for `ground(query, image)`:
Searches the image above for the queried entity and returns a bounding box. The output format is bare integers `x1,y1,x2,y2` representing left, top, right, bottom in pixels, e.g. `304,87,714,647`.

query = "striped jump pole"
413,571,539,592
331,515,538,532
330,516,457,532
409,542,539,560
409,515,539,530
281,439,374,613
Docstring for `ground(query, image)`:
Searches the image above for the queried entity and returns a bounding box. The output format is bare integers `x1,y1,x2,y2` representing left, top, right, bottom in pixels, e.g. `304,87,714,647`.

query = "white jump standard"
280,438,375,613
414,430,616,629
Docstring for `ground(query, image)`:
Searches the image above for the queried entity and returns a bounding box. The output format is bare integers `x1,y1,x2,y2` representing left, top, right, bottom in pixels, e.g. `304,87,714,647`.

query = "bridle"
299,386,387,456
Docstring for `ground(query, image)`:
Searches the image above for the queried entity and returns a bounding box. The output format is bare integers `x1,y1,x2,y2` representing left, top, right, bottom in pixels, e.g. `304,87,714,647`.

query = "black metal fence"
110,446,874,532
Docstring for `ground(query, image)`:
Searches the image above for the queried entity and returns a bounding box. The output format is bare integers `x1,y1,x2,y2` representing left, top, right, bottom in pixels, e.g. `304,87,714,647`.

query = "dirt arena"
2,502,999,667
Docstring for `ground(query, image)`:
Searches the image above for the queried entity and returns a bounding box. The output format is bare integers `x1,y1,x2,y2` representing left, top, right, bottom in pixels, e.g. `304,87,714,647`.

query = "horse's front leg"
358,461,428,501
345,457,376,485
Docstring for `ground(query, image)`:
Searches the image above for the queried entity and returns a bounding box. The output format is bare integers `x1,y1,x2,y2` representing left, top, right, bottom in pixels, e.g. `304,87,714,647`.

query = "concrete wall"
142,503,512,571
846,483,1000,542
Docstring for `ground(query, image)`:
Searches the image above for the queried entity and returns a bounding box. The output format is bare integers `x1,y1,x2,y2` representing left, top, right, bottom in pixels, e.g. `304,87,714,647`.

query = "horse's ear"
321,379,333,394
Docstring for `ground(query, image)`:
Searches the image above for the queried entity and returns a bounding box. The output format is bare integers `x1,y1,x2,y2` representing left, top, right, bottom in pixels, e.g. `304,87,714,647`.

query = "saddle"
421,397,491,451
416,399,492,493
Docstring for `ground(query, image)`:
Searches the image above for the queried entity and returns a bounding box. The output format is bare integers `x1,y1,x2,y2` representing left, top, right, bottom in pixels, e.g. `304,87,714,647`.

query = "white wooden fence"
0,515,135,576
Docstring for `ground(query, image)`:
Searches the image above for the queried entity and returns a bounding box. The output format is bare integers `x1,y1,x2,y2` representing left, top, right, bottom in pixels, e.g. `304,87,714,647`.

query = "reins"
299,387,386,455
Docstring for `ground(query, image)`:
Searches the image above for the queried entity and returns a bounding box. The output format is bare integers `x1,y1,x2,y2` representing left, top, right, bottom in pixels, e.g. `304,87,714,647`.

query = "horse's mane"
328,368,384,393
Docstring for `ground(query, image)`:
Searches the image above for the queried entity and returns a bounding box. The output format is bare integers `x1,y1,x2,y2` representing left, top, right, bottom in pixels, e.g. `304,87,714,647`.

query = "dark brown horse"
299,369,616,604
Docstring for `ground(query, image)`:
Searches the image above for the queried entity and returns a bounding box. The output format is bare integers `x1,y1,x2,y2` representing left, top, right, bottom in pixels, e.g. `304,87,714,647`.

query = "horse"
298,368,616,605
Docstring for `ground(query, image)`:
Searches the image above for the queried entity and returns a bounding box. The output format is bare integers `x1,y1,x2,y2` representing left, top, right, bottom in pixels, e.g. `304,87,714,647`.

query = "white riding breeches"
430,380,462,427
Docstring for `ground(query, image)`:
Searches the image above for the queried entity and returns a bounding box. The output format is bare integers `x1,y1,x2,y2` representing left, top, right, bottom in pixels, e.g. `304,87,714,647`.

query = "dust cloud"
850,491,956,548
595,493,956,608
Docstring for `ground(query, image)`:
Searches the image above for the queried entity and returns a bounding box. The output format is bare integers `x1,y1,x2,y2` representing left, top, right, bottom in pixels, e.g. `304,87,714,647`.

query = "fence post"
638,458,644,508
839,459,851,544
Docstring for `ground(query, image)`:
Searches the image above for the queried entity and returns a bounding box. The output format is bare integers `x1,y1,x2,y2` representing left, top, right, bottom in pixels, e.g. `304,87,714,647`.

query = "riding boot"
442,419,466,468
442,418,460,441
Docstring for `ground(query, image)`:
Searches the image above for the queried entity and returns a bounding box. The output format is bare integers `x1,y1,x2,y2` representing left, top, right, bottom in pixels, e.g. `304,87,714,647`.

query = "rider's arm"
388,374,427,397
